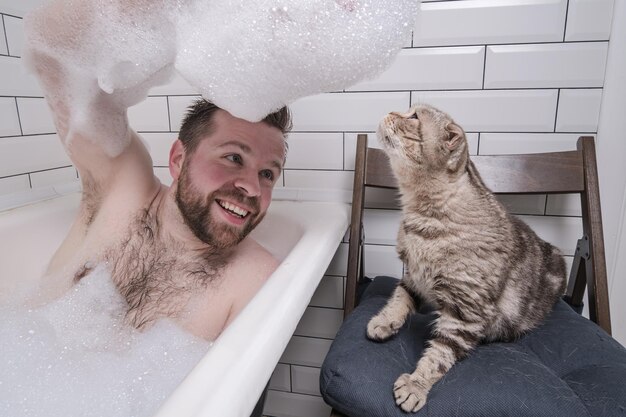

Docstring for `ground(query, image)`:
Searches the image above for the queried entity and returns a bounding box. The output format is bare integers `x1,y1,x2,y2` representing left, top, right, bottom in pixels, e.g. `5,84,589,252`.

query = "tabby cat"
367,104,566,412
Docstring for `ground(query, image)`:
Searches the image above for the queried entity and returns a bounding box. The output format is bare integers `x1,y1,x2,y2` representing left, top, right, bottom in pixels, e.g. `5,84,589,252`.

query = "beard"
175,163,264,249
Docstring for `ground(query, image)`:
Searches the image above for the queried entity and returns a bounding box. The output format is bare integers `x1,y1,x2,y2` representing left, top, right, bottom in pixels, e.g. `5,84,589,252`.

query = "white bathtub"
0,187,351,417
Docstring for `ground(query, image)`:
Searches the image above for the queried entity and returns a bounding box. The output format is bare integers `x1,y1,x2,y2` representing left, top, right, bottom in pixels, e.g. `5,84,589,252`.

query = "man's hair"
178,99,292,155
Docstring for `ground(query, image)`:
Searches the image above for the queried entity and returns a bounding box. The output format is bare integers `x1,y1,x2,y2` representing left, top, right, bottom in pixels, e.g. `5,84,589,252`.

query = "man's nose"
234,169,261,197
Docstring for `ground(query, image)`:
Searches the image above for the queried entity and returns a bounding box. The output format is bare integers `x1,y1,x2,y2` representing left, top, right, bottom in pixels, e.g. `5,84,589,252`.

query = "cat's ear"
445,122,465,150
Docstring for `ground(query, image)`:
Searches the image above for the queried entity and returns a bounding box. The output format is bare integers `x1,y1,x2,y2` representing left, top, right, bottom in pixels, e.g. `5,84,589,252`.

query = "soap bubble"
24,0,419,154
0,265,211,417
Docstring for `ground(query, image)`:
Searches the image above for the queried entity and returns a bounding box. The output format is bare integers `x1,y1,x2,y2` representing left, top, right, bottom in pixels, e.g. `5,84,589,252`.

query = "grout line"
1,15,10,55
13,97,23,136
563,0,571,42
481,45,487,89
166,96,172,132
554,89,561,132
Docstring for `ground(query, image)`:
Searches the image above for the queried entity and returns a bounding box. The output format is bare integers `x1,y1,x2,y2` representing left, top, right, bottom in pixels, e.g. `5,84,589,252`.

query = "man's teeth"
218,200,249,217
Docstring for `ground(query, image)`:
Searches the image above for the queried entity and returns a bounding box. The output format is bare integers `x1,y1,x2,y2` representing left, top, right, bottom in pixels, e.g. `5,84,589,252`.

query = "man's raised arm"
24,0,167,218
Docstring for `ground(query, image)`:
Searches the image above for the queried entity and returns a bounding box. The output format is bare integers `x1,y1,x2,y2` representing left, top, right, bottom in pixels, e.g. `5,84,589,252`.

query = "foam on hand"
0,265,211,417
24,0,419,154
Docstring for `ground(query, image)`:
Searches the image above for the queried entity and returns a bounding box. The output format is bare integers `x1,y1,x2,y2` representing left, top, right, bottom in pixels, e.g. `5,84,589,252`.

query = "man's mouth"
216,199,250,219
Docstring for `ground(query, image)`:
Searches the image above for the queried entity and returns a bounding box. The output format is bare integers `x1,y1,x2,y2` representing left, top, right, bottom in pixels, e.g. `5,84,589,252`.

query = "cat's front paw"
393,373,429,413
366,314,402,341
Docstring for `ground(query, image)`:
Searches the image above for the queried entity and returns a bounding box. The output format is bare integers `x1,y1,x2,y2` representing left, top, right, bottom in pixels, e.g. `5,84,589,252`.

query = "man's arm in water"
25,2,161,225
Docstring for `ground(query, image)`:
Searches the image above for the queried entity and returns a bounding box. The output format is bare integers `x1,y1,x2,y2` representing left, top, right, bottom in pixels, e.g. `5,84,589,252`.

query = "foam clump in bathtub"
0,265,210,417
24,0,419,150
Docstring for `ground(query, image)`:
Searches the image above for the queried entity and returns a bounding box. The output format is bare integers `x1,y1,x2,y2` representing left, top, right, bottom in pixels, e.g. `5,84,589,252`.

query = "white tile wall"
0,174,29,194
556,89,603,132
412,89,559,132
294,307,343,339
16,97,55,135
128,97,170,132
309,276,344,309
415,0,567,46
484,42,608,89
0,55,43,96
290,92,410,132
0,16,7,55
284,133,344,170
0,96,21,136
291,366,322,396
0,134,70,177
29,166,77,189
283,170,353,190
3,14,23,56
1,3,616,417
565,0,615,41
347,46,485,91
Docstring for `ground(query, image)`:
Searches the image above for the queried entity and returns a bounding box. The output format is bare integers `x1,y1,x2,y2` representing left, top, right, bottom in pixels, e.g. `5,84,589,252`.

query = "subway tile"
363,209,402,245
0,17,7,55
153,167,174,186
148,73,199,96
412,90,558,132
0,174,30,195
291,366,322,396
0,1,42,17
16,97,56,135
565,0,614,41
283,170,354,190
0,55,43,96
167,95,201,132
485,43,608,89
284,133,343,170
517,214,582,256
294,307,343,340
326,243,348,276
309,275,344,309
3,15,23,57
546,194,583,217
364,244,403,278
280,336,332,368
268,363,291,392
128,96,170,132
140,132,176,166
344,132,379,171
290,92,410,132
479,133,583,155
29,166,77,189
556,89,602,132
414,0,567,47
0,134,70,177
347,46,484,91
264,390,331,417
0,97,21,136
496,194,547,216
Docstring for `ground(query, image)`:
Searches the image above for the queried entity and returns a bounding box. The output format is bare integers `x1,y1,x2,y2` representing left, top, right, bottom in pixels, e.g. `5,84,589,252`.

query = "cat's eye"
409,113,419,120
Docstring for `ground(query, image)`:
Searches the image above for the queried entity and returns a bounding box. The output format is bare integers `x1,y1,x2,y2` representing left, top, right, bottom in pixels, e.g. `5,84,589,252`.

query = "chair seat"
320,276,626,417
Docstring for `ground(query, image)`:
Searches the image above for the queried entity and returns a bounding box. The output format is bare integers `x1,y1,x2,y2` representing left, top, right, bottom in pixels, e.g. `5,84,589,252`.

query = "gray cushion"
320,276,626,417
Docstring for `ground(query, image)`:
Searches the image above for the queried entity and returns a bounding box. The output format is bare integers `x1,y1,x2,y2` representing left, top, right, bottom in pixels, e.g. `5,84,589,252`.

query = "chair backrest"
345,134,611,335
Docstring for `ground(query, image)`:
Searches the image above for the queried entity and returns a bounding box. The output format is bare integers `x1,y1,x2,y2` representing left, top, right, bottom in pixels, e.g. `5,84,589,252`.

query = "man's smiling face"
174,109,285,249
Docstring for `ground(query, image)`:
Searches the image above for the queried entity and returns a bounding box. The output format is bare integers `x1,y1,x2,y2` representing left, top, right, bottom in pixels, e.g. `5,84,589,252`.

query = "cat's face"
377,104,467,175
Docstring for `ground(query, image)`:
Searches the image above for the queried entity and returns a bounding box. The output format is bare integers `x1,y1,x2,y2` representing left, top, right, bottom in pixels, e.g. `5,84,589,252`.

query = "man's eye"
226,154,243,164
260,170,274,181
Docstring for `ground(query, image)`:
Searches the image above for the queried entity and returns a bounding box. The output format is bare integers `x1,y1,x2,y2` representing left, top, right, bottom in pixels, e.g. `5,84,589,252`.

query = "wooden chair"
327,134,613,417
345,134,611,332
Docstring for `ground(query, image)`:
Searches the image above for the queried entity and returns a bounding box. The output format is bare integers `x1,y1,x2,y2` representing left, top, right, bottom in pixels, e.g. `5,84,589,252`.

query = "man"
29,60,291,340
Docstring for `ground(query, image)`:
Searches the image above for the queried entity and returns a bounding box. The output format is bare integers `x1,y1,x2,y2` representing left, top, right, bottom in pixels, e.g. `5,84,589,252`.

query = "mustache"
212,186,260,214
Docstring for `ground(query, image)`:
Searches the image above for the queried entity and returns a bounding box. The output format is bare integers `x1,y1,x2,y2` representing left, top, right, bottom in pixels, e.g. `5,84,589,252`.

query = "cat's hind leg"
367,282,416,341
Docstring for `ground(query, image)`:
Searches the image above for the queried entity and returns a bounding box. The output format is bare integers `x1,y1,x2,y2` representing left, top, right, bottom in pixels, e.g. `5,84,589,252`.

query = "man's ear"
445,122,465,151
169,139,186,181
